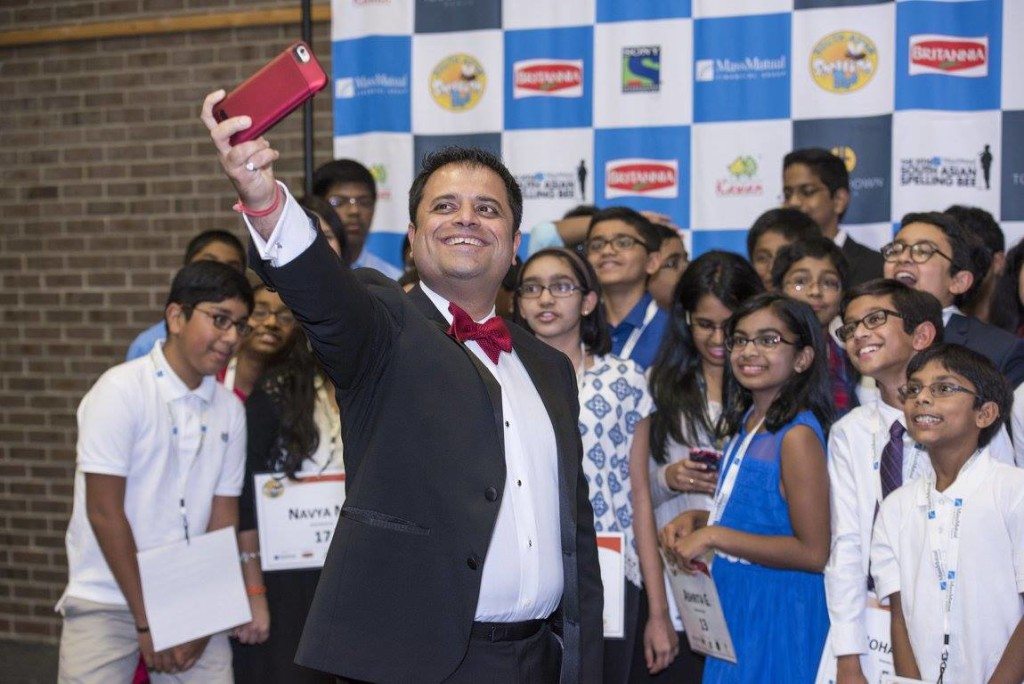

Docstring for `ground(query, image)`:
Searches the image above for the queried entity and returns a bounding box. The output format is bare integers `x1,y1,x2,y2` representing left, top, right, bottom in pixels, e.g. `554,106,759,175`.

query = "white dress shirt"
871,449,1024,683
1011,383,1024,468
245,183,564,622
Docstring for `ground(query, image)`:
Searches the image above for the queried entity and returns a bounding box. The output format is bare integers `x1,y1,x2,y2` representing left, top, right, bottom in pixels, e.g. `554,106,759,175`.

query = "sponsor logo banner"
714,156,764,197
694,55,786,82
513,59,583,99
810,30,878,94
605,158,679,198
430,53,486,111
909,34,988,78
336,72,409,99
516,170,584,201
622,45,661,93
900,151,992,190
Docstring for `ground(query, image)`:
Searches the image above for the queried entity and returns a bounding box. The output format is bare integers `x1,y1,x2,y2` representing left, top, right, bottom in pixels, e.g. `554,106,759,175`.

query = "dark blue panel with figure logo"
415,0,500,33
1002,111,1024,221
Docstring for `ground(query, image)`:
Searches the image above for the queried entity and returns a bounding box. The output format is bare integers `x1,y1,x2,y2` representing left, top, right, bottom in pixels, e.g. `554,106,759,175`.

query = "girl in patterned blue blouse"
668,292,835,684
515,247,681,681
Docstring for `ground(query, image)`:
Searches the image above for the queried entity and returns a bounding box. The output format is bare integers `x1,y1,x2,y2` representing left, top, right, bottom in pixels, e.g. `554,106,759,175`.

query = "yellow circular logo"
831,145,857,173
810,30,877,94
262,478,284,498
430,53,486,112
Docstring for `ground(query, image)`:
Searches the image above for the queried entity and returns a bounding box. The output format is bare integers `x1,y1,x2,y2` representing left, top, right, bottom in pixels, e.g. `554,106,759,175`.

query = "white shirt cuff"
243,181,316,267
830,620,868,656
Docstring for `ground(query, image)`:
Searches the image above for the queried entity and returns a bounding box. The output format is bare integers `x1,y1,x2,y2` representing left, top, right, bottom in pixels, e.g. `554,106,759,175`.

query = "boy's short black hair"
166,261,254,323
183,230,245,269
905,343,1011,448
563,204,599,219
770,235,850,290
746,208,820,257
900,211,991,307
586,206,662,252
944,204,1004,255
653,222,682,244
840,278,944,342
312,158,377,199
783,148,850,194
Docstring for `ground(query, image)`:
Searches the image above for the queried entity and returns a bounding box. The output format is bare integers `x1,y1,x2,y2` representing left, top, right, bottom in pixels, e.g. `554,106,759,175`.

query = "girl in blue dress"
670,292,834,683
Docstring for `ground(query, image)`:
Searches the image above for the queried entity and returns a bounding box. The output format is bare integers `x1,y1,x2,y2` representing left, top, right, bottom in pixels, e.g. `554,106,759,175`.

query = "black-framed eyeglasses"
189,306,252,336
725,333,798,352
897,381,980,403
780,184,828,202
516,282,585,299
881,240,954,265
250,307,296,326
585,234,650,254
327,195,374,209
836,309,903,342
783,274,842,294
687,314,727,335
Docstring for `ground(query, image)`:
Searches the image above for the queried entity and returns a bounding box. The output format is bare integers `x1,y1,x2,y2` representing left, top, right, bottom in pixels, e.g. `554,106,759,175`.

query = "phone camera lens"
295,45,310,63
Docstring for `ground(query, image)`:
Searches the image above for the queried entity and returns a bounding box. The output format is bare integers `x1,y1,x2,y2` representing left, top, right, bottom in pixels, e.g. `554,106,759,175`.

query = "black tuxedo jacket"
840,235,884,288
250,231,603,683
945,313,1024,388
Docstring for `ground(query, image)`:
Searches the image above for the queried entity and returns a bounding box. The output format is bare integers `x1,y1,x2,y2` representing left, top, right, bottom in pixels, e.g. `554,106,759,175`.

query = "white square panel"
1003,1,1024,110
503,0,595,29
333,132,415,235
502,128,594,233
693,0,793,18
331,0,413,40
412,31,503,135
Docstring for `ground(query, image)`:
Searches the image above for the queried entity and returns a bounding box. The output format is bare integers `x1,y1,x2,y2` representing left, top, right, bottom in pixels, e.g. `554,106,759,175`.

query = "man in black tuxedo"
202,92,602,683
883,211,1024,388
783,148,884,287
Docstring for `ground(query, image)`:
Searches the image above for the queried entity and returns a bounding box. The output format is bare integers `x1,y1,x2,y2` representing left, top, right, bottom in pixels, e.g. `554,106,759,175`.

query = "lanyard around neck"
619,299,659,360
708,414,766,527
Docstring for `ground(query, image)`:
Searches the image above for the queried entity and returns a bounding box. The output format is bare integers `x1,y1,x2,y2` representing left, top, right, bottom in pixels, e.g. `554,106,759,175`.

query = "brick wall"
0,1,334,642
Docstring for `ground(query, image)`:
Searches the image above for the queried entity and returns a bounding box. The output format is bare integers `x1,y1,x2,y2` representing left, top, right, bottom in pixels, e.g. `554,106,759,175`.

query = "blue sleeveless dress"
702,410,829,684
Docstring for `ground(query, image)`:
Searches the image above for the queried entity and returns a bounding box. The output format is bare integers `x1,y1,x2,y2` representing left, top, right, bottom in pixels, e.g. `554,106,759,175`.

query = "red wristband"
233,184,281,218
246,585,267,597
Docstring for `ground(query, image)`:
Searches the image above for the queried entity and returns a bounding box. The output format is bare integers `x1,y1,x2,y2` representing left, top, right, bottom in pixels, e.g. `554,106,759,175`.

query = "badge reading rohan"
430,53,486,112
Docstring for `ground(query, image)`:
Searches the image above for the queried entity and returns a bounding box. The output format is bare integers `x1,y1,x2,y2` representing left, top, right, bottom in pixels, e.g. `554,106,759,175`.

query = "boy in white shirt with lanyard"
822,279,944,683
57,261,254,683
871,344,1024,683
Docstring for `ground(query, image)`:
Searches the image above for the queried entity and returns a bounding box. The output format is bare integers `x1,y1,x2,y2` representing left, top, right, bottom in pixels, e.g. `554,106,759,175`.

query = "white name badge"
596,532,625,639
254,471,346,572
815,602,895,684
881,677,928,684
663,555,737,663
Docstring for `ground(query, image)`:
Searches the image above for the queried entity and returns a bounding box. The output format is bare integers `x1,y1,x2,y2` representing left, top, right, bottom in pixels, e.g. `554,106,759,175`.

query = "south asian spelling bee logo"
810,30,878,94
430,53,486,112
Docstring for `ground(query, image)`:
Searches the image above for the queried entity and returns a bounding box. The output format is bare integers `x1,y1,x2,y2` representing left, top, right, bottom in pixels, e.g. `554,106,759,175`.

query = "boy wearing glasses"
882,211,1024,388
782,148,884,287
584,206,667,369
870,344,1024,683
58,261,255,683
770,236,856,415
822,279,943,683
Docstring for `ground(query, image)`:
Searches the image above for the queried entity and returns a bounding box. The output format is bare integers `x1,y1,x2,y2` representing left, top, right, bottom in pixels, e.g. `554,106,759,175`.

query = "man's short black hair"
586,206,662,252
840,278,944,343
183,230,245,269
770,235,850,291
944,204,1004,255
746,208,820,257
408,147,523,233
312,159,377,199
905,343,1011,448
783,148,850,194
900,211,991,307
165,261,254,333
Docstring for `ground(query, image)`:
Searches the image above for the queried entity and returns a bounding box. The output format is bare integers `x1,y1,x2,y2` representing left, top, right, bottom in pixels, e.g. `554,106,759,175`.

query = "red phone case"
213,41,328,146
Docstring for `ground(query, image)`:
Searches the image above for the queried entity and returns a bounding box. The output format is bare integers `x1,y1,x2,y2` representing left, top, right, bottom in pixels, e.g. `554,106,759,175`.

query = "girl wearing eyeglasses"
514,248,683,681
669,292,834,684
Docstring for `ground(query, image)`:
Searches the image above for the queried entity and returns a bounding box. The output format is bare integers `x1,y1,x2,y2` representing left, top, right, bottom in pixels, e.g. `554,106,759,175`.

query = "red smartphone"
689,448,722,471
213,41,328,146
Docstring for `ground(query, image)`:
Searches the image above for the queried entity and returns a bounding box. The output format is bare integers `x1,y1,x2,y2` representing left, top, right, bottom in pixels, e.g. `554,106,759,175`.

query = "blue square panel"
594,127,690,226
505,26,593,130
895,0,1002,111
693,13,791,122
597,0,690,22
333,36,411,135
415,0,500,33
690,229,749,260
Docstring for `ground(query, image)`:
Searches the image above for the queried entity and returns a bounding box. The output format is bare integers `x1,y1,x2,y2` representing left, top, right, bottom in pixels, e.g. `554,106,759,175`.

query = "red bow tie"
447,302,513,364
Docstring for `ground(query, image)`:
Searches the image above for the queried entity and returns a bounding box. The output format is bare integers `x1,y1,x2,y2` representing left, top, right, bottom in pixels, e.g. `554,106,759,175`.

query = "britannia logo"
810,30,878,94
513,59,583,99
622,46,661,93
909,35,988,78
430,53,486,112
605,159,678,199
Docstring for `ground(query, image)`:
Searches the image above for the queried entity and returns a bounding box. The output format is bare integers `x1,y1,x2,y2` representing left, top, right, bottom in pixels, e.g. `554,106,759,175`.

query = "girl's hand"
665,458,718,495
659,509,709,565
643,611,680,674
232,595,270,644
671,527,716,574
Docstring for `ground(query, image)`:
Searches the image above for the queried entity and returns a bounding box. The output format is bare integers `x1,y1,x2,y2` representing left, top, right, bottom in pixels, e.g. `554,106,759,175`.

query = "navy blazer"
250,228,603,683
944,313,1024,388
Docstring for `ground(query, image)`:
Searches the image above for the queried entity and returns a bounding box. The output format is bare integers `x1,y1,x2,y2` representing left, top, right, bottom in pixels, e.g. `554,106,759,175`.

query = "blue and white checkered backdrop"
329,0,1023,270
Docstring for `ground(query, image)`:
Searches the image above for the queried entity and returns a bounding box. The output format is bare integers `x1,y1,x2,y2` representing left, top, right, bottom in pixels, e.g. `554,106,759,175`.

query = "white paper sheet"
596,532,625,639
137,527,251,651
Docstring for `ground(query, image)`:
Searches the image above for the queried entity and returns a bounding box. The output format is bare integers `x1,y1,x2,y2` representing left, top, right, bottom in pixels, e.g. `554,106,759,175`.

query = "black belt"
470,619,546,642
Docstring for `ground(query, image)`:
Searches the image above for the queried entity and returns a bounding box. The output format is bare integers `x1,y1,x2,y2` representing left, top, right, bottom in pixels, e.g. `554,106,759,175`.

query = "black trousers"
444,622,561,683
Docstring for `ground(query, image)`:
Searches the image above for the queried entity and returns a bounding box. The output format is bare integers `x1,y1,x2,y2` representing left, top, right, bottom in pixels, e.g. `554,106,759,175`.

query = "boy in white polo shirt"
58,261,254,683
822,279,943,683
871,344,1024,683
